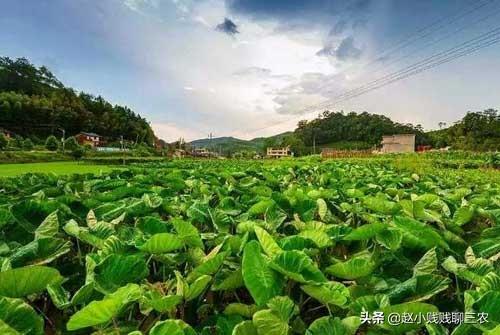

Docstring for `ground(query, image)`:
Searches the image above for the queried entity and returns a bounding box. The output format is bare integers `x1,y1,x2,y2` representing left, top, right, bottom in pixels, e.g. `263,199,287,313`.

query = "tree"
64,136,78,151
45,135,59,151
22,138,34,150
0,57,156,145
12,135,24,149
70,145,85,160
0,134,7,150
281,134,307,156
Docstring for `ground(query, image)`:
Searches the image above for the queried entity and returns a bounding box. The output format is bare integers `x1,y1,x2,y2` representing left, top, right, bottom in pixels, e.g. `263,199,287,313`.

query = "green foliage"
428,109,500,151
0,296,44,334
0,57,155,144
294,110,430,147
64,136,78,151
45,135,59,151
70,145,85,159
0,133,8,150
0,157,497,334
21,138,33,150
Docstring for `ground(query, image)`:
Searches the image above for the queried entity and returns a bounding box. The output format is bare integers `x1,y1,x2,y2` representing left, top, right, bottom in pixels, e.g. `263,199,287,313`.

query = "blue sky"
1,0,499,141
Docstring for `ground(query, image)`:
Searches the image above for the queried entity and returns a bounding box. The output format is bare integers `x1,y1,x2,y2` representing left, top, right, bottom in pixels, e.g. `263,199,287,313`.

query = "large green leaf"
301,281,350,307
393,216,449,250
47,283,71,310
0,265,63,298
297,230,333,248
453,206,475,226
270,250,326,284
326,256,376,280
9,237,71,267
34,211,59,240
232,321,258,335
224,303,260,318
363,197,401,215
473,291,500,323
94,254,148,293
252,310,288,335
142,291,182,313
344,222,386,241
305,317,345,335
172,218,204,249
412,274,451,302
186,251,227,283
251,296,298,335
63,219,103,248
376,227,403,250
254,226,282,257
413,248,438,276
0,296,44,335
185,275,212,302
266,296,298,323
149,320,184,335
66,283,142,331
138,233,184,254
242,241,284,306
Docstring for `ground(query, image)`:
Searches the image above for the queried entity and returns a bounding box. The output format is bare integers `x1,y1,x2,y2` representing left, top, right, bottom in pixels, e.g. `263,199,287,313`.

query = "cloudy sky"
1,0,499,141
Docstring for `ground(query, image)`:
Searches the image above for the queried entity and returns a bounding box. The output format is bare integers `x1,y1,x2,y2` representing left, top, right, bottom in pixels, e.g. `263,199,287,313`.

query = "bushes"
45,135,59,151
0,134,7,150
70,146,85,160
22,138,34,150
64,136,78,151
0,151,71,163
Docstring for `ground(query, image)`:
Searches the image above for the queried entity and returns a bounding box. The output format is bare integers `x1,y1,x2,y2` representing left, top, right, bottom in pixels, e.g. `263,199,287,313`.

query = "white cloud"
152,122,202,142
117,0,372,140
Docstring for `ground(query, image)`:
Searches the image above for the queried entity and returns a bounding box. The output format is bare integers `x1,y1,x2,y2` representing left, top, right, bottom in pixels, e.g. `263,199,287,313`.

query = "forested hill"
294,111,430,148
0,57,155,144
427,109,500,151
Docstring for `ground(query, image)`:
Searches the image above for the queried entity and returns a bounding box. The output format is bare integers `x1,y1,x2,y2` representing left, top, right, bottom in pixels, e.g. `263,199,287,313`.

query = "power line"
368,2,500,75
313,0,498,97
245,25,500,135
360,0,496,69
325,26,500,103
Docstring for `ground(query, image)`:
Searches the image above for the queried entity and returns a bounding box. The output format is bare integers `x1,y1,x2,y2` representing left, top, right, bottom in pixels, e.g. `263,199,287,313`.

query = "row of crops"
0,159,499,334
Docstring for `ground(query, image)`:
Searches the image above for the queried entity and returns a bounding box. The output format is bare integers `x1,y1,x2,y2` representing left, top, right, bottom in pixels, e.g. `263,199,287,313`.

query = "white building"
381,134,415,153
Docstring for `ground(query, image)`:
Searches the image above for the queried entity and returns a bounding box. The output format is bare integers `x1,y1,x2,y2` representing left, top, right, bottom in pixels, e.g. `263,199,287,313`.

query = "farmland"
0,156,499,335
0,161,117,177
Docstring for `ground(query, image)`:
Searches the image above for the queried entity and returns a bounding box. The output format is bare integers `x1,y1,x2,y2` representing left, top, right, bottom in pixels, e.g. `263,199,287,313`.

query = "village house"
172,148,187,158
192,147,210,157
0,128,14,140
266,146,291,158
75,132,103,148
381,134,415,153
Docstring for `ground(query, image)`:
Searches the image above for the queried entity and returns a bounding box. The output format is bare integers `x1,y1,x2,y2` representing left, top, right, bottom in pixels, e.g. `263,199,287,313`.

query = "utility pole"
59,128,65,153
312,129,316,155
208,133,213,158
120,135,125,165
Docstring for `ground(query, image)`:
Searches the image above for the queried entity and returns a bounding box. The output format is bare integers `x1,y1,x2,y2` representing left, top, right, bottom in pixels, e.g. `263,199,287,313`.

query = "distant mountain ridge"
188,132,292,154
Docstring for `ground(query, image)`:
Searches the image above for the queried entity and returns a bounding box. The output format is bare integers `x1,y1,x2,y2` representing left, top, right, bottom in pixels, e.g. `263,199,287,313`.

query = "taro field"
0,158,499,335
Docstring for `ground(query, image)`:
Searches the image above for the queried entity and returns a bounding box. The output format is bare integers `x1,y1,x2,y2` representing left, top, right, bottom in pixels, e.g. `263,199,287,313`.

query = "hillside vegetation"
0,57,155,144
428,109,500,151
190,109,499,156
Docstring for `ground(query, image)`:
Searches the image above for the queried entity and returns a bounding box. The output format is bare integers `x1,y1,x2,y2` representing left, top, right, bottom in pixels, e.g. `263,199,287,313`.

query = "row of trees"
0,57,155,144
429,109,500,151
294,111,430,148
0,133,85,158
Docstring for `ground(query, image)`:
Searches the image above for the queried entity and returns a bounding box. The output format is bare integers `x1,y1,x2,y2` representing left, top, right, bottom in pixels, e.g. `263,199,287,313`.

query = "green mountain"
189,132,292,156
0,57,155,144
